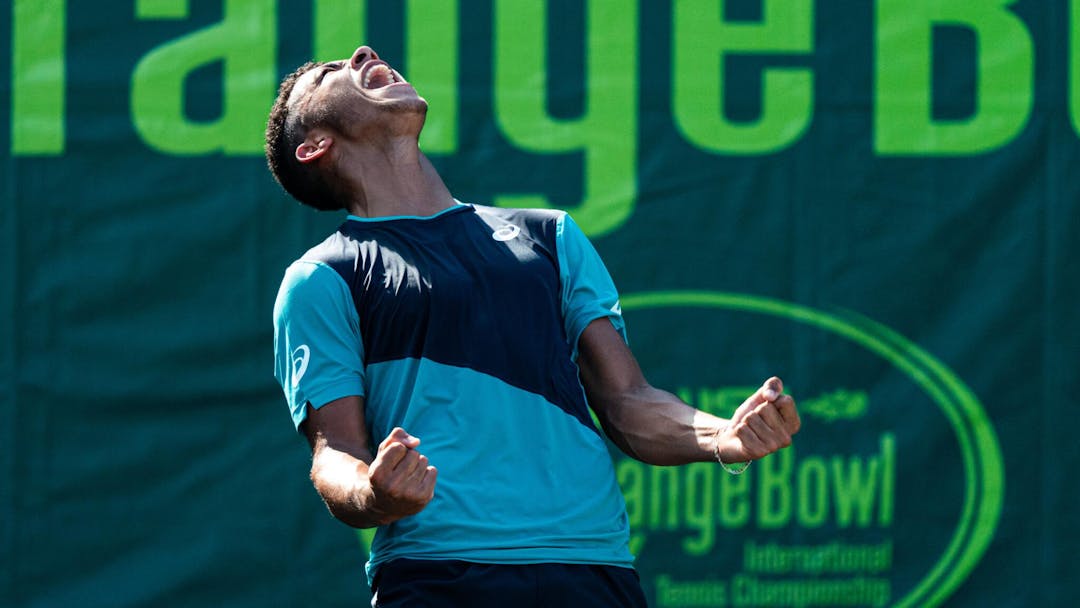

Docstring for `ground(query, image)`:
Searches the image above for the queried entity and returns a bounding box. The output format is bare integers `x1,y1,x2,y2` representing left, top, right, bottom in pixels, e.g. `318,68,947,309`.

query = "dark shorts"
371,559,648,608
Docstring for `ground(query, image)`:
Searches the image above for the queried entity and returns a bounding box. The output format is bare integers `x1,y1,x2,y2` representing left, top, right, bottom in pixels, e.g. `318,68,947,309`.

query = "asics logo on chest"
492,225,521,241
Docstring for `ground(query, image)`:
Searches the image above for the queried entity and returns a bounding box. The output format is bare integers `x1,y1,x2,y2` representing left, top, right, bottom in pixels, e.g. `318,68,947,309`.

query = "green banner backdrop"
2,1,1077,606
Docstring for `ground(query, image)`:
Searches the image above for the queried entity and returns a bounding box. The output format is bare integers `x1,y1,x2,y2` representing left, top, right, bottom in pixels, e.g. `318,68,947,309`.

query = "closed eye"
314,61,346,86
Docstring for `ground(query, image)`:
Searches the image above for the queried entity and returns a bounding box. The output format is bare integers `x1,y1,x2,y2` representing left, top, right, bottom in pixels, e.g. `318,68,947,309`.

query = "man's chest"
344,222,565,365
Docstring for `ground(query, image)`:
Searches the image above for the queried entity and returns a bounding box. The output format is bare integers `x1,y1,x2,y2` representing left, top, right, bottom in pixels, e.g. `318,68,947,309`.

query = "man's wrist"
714,426,751,475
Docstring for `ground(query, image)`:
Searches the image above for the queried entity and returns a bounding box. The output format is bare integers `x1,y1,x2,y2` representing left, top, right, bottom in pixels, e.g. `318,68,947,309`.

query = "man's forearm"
591,384,726,466
309,446,392,528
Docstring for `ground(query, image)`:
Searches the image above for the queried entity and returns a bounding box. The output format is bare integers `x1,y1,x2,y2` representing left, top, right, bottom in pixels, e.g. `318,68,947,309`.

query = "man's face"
288,46,427,141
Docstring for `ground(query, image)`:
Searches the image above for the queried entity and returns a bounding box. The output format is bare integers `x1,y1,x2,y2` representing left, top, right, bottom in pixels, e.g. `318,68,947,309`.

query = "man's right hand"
366,427,438,522
303,397,437,528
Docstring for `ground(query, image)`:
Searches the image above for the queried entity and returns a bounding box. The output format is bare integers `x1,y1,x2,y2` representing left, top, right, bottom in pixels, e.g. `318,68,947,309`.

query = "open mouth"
361,61,401,90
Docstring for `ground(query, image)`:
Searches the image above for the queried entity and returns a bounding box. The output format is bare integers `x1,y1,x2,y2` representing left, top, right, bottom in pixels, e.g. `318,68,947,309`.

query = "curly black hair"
265,62,348,211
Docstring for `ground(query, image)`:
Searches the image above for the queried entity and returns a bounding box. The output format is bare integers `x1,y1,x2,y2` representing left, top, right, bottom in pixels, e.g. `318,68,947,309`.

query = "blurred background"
2,1,1077,606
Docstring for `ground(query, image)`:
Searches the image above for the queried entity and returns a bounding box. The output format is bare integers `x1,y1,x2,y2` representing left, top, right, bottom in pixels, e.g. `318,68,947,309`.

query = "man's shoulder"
470,203,566,225
294,225,354,267
469,204,567,244
273,257,352,325
274,227,356,304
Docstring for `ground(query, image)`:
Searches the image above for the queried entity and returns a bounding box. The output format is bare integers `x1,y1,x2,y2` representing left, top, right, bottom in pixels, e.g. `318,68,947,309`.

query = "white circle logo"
492,225,521,241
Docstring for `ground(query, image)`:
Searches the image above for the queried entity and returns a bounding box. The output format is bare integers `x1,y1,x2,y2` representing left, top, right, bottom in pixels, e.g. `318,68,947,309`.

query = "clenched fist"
715,377,801,464
366,427,438,522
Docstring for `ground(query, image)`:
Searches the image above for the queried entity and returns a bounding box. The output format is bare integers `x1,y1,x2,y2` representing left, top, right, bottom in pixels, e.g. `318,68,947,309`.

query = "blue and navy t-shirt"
272,203,632,582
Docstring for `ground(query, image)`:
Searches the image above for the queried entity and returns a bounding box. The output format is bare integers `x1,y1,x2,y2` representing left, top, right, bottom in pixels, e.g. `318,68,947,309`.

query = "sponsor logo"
617,291,1003,608
492,225,521,241
291,345,310,388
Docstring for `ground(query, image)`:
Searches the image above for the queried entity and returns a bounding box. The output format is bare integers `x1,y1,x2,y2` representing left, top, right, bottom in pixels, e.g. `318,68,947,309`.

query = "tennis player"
268,45,800,607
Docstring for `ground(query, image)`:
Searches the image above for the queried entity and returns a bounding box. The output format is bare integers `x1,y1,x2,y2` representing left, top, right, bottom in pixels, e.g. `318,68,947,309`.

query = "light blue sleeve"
556,213,628,360
273,261,365,429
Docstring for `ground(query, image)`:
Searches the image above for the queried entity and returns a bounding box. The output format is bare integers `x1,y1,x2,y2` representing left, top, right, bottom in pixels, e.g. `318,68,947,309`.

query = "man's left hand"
715,377,801,464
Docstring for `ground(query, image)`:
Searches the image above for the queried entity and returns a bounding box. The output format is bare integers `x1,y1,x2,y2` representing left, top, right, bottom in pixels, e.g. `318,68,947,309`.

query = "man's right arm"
301,395,437,528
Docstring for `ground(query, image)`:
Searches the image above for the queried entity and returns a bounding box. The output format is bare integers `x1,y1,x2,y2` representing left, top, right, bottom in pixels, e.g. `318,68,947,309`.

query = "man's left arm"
576,318,801,466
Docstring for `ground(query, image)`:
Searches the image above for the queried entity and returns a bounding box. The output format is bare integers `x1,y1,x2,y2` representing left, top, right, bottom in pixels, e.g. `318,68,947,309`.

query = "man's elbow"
309,467,372,529
324,500,373,529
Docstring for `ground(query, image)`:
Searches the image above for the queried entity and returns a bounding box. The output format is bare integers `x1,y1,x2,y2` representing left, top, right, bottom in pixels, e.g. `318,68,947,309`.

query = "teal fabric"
556,213,628,359
273,260,365,428
361,358,633,583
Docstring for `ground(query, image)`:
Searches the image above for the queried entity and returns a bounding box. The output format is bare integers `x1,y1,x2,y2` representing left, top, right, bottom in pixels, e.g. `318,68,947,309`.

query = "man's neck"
341,137,455,218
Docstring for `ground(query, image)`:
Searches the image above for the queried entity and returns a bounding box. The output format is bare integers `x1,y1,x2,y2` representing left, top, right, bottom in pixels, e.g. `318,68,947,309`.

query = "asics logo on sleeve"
492,225,521,241
291,345,310,388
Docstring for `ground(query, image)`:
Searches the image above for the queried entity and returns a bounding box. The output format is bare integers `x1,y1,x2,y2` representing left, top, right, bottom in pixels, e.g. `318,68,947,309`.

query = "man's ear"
296,133,333,164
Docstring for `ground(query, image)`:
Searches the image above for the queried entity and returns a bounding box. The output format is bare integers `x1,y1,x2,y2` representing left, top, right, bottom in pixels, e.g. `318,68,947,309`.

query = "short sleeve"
555,213,628,360
273,261,365,429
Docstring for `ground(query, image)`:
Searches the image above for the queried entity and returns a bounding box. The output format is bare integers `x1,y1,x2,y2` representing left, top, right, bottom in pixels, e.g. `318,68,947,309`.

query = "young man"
268,46,800,607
